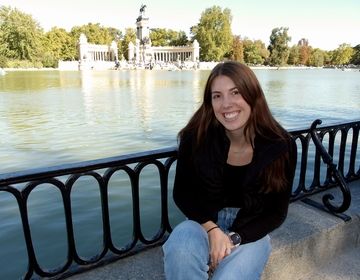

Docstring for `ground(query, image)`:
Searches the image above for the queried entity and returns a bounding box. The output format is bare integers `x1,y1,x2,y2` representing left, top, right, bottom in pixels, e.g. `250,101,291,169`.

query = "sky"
1,0,359,50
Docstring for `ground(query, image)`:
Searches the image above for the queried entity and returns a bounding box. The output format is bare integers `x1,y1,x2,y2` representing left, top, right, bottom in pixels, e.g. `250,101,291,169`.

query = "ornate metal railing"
0,120,359,279
291,120,359,220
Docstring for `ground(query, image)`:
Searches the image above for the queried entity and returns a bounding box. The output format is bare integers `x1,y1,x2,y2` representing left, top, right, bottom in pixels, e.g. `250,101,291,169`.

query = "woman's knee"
163,220,208,257
239,236,272,275
163,220,210,279
257,235,272,258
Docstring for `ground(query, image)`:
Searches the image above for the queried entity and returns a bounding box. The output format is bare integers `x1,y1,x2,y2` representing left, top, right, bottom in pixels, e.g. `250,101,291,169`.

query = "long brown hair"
179,61,291,192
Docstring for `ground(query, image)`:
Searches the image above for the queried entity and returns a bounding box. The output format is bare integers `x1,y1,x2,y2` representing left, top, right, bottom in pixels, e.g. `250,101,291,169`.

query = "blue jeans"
163,208,271,280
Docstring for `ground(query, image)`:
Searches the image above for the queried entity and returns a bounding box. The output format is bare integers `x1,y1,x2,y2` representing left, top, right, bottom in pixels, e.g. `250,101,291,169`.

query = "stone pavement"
69,180,360,280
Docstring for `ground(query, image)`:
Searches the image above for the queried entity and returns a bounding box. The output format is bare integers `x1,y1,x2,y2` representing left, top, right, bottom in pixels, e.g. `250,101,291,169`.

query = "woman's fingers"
210,246,233,269
208,229,235,270
225,247,232,256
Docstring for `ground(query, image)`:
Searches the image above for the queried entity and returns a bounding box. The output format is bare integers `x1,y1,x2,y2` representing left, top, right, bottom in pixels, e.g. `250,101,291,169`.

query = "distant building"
78,34,118,70
128,4,200,65
59,4,199,70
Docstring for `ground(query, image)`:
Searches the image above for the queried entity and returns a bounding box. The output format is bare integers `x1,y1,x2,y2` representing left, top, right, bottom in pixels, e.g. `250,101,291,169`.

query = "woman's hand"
207,227,234,271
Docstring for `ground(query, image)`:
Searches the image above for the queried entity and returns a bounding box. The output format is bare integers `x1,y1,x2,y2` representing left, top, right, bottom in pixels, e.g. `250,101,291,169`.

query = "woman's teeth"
224,112,239,119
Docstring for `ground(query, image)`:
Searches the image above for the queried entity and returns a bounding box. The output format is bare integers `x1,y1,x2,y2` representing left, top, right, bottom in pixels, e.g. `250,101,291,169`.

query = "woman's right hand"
207,227,234,271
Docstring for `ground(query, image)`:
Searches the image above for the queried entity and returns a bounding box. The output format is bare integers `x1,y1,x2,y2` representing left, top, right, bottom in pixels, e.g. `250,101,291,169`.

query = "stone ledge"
262,201,360,279
69,181,360,280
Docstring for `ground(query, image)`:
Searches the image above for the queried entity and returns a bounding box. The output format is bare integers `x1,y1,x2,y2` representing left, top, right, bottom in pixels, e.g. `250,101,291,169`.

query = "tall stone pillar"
135,39,140,63
128,41,135,62
135,4,152,64
78,33,89,70
136,5,150,44
111,41,118,61
193,40,200,62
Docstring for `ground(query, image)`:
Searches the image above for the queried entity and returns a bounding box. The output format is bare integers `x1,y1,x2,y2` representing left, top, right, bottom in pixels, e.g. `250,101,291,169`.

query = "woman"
163,61,297,280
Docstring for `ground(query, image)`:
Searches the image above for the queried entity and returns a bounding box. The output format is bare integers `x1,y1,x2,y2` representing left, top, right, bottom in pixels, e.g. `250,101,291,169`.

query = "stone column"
128,41,135,62
78,33,89,70
111,41,118,62
193,40,200,62
135,39,140,63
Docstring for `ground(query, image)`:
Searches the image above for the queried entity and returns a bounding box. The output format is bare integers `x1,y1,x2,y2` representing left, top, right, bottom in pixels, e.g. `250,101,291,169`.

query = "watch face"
230,233,241,245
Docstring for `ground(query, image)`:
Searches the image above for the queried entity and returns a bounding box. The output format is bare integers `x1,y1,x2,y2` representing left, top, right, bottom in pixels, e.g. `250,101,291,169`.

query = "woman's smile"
224,111,240,120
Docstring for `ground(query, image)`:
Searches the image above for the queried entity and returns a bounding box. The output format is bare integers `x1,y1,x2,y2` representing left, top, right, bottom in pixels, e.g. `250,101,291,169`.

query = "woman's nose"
222,94,232,108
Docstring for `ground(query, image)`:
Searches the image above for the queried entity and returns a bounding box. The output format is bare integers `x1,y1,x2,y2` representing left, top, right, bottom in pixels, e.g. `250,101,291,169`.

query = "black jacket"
173,125,297,244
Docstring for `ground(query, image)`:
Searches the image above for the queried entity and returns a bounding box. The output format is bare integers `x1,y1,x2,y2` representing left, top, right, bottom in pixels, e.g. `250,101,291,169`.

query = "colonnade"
130,40,200,64
78,34,118,63
152,51,194,62
87,50,115,61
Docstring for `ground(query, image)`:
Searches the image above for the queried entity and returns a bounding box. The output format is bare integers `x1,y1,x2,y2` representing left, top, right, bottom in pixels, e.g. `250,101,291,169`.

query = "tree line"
0,5,359,68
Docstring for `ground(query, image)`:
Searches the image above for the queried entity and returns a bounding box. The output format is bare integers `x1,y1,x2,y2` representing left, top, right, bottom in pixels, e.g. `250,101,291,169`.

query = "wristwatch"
228,232,242,247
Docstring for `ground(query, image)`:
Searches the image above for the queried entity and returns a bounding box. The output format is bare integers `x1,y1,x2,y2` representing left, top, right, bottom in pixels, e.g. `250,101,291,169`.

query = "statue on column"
137,4,147,22
140,4,147,16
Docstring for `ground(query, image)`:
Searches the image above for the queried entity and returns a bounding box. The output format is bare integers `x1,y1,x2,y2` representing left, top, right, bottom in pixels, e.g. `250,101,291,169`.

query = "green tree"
150,28,171,46
108,27,122,42
70,23,119,45
69,23,122,61
242,39,268,65
350,44,360,65
107,27,123,59
0,6,44,62
150,28,188,46
230,35,244,63
308,48,325,67
42,27,77,67
324,50,333,66
331,43,355,65
268,27,291,66
254,40,269,64
287,45,300,65
191,6,233,61
170,30,188,46
121,28,136,60
0,22,7,66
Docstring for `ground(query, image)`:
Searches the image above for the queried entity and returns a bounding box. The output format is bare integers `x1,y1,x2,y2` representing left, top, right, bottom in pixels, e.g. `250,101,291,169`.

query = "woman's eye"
232,90,240,95
212,94,220,99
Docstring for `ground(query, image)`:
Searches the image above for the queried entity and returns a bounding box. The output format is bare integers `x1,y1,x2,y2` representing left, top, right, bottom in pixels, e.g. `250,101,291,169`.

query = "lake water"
1,68,360,174
0,68,360,278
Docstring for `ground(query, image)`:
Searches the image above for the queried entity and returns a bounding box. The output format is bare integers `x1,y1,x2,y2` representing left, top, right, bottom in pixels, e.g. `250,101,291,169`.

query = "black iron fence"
0,120,359,279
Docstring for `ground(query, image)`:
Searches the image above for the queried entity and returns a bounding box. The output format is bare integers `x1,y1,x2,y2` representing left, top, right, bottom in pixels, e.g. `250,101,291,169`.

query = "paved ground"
299,246,360,280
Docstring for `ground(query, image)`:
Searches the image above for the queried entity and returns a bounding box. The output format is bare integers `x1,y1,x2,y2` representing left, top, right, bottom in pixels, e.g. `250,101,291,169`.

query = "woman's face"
211,75,251,135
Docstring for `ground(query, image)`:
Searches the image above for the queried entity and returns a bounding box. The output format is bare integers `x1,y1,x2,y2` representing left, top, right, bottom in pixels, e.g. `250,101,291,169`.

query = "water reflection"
130,70,156,134
0,69,359,174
